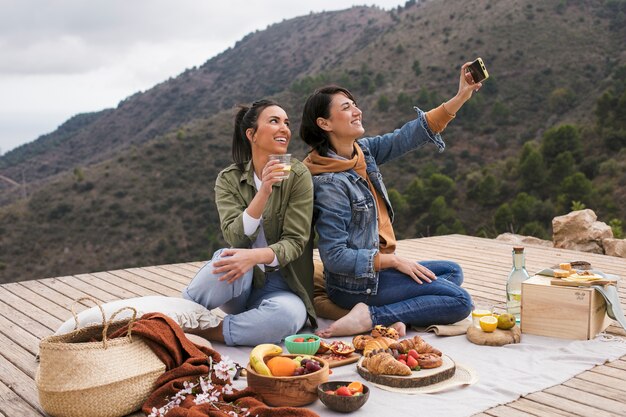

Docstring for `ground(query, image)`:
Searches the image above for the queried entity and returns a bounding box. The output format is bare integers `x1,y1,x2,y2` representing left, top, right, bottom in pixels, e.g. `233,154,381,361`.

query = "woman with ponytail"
182,100,316,346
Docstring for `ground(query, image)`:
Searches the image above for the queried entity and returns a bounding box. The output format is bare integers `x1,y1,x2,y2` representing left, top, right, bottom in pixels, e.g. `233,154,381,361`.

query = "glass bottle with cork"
506,246,530,322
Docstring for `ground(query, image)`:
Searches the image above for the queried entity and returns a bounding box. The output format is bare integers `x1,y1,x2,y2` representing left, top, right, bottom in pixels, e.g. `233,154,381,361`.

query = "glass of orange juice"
269,154,291,180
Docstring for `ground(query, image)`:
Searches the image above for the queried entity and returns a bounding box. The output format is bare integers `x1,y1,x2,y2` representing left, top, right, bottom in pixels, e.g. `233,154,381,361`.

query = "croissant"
371,325,400,340
352,335,373,351
363,337,397,357
389,335,442,356
362,352,412,376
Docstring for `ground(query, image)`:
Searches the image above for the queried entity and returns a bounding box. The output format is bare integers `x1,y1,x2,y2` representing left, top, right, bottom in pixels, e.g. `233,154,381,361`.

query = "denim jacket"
312,108,445,295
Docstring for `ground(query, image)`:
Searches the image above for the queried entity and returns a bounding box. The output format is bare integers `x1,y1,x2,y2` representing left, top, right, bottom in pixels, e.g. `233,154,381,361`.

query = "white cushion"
55,296,220,335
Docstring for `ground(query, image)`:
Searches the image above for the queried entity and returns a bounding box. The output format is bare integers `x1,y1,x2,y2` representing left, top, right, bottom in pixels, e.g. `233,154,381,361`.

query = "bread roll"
559,263,572,271
554,269,571,278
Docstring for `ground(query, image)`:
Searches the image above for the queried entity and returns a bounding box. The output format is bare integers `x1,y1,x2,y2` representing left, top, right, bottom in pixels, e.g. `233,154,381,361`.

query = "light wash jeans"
182,249,307,346
327,260,473,326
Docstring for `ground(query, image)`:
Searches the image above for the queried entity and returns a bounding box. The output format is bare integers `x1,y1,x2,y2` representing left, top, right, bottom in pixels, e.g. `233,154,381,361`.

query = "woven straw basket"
36,298,166,417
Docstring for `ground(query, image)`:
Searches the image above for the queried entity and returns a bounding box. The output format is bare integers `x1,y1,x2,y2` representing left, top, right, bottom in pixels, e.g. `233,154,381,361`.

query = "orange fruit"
347,381,363,394
266,356,298,377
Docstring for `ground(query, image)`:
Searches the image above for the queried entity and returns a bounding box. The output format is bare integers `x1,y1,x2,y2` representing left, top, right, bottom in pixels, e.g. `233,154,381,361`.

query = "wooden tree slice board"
356,355,456,388
466,325,521,346
316,352,360,368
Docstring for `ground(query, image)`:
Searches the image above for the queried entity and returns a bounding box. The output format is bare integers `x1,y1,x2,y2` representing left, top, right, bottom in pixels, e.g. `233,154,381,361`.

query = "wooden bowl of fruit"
246,354,329,406
317,381,370,413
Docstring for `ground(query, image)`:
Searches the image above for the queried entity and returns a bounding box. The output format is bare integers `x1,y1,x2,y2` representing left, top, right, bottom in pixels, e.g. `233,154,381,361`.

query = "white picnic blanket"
221,318,626,417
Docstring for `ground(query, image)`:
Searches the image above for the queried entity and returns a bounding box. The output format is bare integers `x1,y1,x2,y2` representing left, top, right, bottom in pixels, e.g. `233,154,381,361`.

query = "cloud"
0,0,404,152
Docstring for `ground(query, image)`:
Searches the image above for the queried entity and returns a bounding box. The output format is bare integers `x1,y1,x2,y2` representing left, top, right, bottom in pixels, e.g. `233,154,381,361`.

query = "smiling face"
317,93,364,143
246,105,291,156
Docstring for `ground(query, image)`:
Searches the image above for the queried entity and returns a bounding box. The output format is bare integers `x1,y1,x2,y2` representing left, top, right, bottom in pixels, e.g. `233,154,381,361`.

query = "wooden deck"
1,234,625,416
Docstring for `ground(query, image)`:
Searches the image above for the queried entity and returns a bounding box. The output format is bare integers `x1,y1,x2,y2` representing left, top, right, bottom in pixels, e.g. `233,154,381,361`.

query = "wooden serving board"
316,352,360,368
356,355,455,388
550,278,617,287
467,325,521,346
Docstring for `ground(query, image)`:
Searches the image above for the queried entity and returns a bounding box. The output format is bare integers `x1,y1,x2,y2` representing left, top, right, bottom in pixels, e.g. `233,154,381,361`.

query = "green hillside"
1,0,625,283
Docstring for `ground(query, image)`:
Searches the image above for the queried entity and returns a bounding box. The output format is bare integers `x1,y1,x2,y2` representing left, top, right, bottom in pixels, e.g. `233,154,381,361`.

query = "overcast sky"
0,0,405,154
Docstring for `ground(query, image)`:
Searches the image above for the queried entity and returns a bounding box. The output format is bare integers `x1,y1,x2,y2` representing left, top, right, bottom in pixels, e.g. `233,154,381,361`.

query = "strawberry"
397,353,408,361
408,349,419,360
406,355,419,370
336,386,352,396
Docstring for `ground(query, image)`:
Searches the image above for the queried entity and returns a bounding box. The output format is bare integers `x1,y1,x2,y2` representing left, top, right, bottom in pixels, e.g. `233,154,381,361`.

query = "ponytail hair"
232,99,280,171
300,85,356,157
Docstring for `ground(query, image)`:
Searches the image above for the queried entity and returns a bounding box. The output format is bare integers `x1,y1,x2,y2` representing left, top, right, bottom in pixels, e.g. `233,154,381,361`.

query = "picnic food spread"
355,334,456,388
549,261,618,287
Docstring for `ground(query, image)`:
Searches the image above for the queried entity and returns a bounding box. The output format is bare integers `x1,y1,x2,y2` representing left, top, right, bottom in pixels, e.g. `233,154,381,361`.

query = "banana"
249,343,283,376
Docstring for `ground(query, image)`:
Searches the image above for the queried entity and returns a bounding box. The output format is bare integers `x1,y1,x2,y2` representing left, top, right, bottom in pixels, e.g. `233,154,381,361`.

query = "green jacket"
214,158,317,327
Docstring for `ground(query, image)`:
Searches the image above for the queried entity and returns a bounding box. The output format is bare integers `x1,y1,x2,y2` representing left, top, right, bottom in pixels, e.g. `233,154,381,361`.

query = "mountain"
0,6,391,201
1,0,625,283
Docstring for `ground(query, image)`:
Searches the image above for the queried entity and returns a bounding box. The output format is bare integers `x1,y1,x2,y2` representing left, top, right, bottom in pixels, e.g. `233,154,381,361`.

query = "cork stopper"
513,246,524,253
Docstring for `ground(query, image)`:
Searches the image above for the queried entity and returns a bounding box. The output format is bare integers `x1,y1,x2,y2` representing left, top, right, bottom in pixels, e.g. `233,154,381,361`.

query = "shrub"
519,221,549,239
494,203,514,233
548,88,576,113
609,218,624,238
377,95,390,112
412,60,422,77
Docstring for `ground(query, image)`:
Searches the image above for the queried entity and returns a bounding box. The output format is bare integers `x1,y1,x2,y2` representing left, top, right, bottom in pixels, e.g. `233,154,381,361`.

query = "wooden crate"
521,275,612,340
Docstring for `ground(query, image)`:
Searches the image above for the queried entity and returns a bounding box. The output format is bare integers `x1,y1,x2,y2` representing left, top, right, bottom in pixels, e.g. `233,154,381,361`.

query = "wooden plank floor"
1,235,625,416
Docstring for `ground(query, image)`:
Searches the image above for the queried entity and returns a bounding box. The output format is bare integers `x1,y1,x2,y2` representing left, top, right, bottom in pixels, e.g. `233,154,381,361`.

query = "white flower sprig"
148,357,252,417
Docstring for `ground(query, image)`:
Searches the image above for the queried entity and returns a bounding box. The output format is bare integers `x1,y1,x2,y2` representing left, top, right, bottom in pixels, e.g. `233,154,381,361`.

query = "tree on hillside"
415,196,465,236
541,124,582,165
548,151,576,187
467,171,500,206
519,143,546,194
557,172,593,211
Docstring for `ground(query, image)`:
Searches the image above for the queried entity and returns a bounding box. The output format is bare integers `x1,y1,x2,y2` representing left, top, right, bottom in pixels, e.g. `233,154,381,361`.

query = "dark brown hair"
299,85,356,156
232,99,281,170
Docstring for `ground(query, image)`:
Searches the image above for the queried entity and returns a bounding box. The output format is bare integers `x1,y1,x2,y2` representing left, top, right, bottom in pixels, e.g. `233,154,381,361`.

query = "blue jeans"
182,249,307,346
327,260,473,326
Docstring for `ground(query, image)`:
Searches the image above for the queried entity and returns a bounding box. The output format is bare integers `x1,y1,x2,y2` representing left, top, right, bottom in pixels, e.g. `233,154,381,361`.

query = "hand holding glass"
269,154,291,180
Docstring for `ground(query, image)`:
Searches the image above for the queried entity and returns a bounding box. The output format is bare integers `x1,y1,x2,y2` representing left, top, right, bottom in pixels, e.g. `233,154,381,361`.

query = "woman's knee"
258,296,307,337
182,249,252,309
444,261,464,285
454,288,473,320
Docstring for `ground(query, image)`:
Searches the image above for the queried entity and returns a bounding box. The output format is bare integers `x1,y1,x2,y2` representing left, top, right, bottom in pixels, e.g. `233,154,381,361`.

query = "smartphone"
467,57,489,83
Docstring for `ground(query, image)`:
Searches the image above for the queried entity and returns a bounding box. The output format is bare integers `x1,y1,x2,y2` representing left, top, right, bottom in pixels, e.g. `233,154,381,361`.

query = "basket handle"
102,306,138,349
70,297,106,331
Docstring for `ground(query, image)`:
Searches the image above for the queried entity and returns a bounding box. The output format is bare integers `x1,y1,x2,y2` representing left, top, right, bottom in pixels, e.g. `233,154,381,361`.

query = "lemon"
497,313,516,330
479,315,498,332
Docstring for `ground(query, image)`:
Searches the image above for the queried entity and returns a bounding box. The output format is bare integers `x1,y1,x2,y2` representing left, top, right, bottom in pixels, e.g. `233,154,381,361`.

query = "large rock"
552,209,613,253
495,233,553,247
603,238,626,258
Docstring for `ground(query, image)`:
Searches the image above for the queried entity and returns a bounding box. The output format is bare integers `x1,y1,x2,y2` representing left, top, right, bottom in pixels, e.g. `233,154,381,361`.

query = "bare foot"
315,303,373,338
390,321,407,337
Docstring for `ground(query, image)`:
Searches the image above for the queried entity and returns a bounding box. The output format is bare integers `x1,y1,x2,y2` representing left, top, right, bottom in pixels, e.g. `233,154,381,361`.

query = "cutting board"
466,325,521,346
316,352,360,368
550,278,617,287
356,355,456,388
